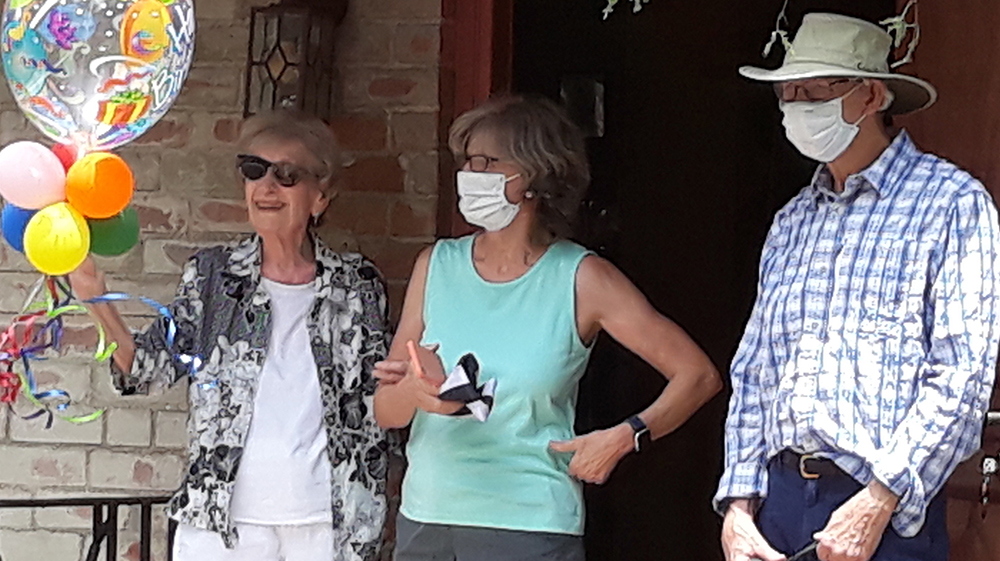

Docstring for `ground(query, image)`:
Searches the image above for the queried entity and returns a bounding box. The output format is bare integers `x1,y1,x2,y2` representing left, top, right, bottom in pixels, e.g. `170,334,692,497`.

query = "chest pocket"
861,240,915,321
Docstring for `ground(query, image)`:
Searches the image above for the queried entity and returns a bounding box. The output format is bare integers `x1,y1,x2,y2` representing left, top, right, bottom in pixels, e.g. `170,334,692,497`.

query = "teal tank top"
400,235,594,535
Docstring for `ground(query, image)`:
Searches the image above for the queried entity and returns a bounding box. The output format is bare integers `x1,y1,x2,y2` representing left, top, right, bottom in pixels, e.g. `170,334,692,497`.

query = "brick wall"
0,1,442,559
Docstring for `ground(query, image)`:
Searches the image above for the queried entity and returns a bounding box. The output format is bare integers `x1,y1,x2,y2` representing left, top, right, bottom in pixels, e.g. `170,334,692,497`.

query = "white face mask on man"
456,170,524,232
779,84,866,163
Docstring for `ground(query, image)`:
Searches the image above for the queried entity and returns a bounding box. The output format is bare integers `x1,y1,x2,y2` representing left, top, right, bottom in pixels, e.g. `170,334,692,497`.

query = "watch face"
633,428,651,452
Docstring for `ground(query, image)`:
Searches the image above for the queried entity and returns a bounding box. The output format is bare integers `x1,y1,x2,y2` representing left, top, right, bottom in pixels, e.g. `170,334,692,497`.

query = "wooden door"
437,0,514,237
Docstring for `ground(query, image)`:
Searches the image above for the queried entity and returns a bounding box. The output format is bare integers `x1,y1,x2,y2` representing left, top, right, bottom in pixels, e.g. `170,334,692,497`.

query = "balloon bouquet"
0,0,193,425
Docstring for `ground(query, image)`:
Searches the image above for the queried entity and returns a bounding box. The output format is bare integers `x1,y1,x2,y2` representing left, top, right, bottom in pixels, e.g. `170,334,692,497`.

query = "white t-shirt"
230,278,333,525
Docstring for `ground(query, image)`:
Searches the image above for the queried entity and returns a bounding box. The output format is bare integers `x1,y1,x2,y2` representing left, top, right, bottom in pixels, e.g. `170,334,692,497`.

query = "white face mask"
457,170,523,232
780,86,866,163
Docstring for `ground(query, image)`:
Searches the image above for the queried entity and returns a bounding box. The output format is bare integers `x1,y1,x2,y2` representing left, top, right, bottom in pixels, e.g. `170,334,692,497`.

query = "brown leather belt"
777,449,843,479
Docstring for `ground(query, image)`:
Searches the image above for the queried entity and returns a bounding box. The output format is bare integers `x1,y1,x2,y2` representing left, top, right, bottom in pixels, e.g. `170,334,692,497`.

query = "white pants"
173,522,334,561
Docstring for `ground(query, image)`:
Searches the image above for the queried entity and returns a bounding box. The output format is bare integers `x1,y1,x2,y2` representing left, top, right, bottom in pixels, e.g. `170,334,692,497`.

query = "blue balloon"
2,203,38,253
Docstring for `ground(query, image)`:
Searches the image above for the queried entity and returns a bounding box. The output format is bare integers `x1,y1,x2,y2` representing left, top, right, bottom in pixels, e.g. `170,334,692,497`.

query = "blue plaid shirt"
715,132,1000,537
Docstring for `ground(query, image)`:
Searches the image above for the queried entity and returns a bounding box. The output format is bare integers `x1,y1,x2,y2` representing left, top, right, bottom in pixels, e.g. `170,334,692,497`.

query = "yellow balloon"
24,203,91,276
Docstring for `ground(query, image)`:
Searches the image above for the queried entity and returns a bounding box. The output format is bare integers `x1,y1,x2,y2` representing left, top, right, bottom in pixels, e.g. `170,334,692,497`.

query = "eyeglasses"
460,154,502,173
237,154,321,187
774,78,864,103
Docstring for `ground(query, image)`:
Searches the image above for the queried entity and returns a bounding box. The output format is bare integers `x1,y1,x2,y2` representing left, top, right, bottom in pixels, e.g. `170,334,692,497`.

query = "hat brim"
739,62,937,116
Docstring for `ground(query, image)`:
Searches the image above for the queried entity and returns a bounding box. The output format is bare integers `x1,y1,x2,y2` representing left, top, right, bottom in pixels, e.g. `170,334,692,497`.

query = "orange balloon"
65,153,135,219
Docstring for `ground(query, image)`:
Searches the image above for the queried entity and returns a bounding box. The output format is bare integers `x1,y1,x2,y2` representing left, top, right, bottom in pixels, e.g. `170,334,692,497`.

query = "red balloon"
51,144,79,172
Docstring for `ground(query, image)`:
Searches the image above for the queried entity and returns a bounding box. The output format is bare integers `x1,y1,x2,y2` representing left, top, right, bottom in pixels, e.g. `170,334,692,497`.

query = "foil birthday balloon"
1,0,194,151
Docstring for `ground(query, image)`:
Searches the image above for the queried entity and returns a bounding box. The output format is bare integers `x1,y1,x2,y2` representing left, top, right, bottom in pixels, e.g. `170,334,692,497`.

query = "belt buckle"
799,453,821,480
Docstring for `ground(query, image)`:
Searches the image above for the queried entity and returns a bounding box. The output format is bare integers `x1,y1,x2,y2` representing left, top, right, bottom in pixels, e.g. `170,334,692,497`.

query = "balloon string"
2,276,200,428
2,275,108,426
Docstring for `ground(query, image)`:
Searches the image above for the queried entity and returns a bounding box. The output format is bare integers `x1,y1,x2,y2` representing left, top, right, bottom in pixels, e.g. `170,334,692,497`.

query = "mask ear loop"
845,80,895,127
843,81,871,127
762,0,794,58
881,0,921,68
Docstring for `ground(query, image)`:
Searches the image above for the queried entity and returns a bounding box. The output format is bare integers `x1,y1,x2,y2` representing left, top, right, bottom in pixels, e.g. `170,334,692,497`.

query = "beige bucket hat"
739,12,937,115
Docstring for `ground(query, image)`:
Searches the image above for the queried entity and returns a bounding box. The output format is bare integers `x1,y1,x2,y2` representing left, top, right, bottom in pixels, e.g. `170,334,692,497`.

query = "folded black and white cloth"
438,353,496,422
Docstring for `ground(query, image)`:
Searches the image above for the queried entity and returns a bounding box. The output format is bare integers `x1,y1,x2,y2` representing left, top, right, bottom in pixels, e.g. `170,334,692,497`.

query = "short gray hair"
238,110,341,184
448,95,590,244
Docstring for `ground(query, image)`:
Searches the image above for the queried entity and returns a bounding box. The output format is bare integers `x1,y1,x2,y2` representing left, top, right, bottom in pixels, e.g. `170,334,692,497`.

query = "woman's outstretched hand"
374,343,442,385
392,342,463,415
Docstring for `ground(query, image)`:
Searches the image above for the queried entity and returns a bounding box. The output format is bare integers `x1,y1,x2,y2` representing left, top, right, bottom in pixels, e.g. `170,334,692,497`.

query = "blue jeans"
757,454,948,561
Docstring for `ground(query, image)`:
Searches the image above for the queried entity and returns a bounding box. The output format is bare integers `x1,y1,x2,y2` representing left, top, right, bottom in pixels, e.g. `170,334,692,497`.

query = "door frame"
437,0,514,237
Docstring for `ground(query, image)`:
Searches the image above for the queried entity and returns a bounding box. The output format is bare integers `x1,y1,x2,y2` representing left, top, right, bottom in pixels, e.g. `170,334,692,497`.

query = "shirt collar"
227,234,341,302
808,131,919,202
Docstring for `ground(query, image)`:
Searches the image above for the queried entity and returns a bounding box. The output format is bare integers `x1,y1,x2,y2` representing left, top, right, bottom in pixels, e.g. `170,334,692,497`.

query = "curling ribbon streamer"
1,276,112,427
4,275,204,428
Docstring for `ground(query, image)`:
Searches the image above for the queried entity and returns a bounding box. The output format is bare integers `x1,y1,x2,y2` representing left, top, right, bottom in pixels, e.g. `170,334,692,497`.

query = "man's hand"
814,481,897,561
721,499,786,561
549,423,634,484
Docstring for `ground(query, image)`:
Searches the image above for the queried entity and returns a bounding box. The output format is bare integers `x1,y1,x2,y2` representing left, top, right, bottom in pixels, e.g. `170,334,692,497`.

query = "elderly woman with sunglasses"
373,96,723,561
68,111,391,561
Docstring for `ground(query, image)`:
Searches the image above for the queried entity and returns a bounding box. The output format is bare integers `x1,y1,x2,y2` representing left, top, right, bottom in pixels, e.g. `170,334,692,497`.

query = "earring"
310,214,320,227
524,191,535,200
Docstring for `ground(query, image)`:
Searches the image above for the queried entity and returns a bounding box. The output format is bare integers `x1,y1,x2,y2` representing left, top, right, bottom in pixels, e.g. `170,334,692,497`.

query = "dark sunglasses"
237,154,321,187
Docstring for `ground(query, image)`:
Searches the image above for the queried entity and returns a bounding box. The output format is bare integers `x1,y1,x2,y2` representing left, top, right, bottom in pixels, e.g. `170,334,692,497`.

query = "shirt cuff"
713,460,768,515
868,451,914,506
868,451,928,537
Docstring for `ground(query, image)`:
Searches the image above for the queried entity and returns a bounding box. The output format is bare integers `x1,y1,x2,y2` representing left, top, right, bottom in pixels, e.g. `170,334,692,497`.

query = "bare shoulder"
410,244,434,279
415,245,434,267
576,254,629,293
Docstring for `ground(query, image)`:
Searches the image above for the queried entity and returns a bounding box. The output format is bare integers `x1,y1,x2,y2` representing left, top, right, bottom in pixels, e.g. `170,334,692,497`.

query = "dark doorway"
511,1,895,560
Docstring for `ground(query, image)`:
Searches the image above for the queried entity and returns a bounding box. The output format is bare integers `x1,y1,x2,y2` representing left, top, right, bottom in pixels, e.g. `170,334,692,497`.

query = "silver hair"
238,110,341,188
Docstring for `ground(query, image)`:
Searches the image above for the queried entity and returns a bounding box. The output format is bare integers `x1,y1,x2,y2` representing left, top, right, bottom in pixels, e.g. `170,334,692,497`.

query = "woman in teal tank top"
373,97,722,561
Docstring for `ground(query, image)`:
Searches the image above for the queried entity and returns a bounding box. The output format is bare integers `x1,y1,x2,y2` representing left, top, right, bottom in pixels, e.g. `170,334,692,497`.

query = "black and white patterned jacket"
114,235,390,559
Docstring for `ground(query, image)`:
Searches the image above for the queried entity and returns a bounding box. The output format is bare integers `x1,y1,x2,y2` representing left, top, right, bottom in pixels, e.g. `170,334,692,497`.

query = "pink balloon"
0,141,67,210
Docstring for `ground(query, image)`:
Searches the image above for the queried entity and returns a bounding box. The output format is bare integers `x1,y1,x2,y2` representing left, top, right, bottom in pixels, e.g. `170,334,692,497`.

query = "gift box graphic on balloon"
96,90,150,127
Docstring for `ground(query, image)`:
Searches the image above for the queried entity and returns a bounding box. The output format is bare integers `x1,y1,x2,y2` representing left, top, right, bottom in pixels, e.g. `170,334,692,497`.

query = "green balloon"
88,207,140,257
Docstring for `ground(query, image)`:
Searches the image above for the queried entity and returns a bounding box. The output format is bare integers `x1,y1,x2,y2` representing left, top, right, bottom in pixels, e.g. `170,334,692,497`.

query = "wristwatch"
626,415,651,453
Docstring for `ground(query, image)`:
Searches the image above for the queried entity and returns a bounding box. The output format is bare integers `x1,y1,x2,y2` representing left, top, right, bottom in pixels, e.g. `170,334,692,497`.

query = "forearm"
83,301,136,375
637,364,721,440
374,383,418,429
726,498,757,517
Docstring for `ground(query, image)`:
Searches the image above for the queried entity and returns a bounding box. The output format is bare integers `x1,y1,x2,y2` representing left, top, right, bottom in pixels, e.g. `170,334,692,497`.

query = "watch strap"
626,415,650,452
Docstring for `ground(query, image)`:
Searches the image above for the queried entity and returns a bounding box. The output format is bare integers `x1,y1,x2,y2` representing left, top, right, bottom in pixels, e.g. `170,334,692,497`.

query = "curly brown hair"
448,95,590,244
